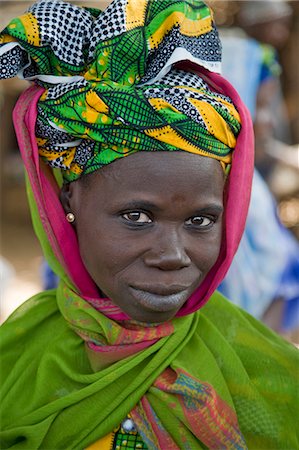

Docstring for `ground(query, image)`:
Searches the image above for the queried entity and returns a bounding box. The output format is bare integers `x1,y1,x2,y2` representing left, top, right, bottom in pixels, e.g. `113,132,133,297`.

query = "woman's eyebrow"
195,204,224,214
117,200,162,211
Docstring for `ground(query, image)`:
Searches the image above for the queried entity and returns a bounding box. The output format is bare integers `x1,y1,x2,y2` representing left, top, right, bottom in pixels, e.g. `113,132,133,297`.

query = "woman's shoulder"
0,290,70,372
198,290,299,403
1,289,61,337
197,292,299,448
201,290,298,361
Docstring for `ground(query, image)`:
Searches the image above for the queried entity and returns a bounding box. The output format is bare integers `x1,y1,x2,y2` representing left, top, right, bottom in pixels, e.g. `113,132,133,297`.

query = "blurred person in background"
221,0,293,177
218,0,299,335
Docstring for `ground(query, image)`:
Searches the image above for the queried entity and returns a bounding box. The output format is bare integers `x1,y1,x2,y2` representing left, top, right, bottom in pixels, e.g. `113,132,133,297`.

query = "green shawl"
1,288,298,449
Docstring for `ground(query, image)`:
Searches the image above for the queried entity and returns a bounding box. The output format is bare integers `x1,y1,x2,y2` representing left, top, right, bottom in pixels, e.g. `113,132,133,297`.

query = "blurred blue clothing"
219,170,299,330
41,260,59,291
220,31,280,118
218,31,299,331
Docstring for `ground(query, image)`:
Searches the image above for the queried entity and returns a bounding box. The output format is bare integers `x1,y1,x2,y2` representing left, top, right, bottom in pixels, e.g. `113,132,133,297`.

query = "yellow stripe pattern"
148,97,180,114
21,13,40,46
145,124,230,164
189,98,237,148
86,91,109,114
86,432,113,450
149,13,212,49
126,0,148,30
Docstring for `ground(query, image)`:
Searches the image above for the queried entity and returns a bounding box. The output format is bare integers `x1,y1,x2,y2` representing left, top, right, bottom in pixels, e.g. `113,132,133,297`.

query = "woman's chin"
125,310,178,325
125,304,185,324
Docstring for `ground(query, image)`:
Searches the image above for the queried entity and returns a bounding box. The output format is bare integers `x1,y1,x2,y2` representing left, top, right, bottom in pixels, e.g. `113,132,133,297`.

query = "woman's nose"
143,228,191,271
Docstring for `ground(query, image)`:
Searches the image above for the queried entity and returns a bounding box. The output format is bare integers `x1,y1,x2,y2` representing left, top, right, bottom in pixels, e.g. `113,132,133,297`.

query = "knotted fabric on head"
0,0,241,182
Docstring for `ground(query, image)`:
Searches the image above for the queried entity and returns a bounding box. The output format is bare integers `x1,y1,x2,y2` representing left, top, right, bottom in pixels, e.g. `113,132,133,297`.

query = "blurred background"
1,1,298,338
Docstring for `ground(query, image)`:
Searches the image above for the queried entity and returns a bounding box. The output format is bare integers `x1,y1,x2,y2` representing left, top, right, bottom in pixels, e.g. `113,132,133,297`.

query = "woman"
0,1,298,449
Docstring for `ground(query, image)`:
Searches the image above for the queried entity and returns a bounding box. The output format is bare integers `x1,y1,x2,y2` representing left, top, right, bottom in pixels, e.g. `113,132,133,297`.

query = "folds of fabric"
0,0,240,182
1,290,298,449
0,287,199,449
0,0,220,80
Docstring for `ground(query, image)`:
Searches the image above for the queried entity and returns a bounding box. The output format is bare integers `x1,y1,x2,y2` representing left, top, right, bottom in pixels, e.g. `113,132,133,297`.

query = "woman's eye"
122,211,152,224
185,216,214,227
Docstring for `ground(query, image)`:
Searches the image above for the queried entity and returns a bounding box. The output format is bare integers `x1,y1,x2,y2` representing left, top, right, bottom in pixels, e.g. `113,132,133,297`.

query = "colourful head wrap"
0,0,241,182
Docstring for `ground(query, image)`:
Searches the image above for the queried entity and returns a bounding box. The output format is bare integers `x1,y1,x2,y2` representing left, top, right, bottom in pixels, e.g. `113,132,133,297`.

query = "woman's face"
63,152,225,323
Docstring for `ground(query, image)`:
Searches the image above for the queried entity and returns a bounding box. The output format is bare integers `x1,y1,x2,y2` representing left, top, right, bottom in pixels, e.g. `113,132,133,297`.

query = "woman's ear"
60,183,79,226
60,181,82,226
60,183,73,214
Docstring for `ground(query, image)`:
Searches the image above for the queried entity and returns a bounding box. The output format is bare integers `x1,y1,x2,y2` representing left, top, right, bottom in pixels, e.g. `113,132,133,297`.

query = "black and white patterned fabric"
0,45,29,78
28,0,93,66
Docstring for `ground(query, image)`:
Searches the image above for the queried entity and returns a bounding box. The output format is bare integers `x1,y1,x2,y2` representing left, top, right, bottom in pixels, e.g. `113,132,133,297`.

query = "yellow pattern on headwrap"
23,13,39,46
0,34,16,44
86,91,109,114
126,0,148,30
189,98,237,148
145,124,230,164
149,13,212,49
148,98,180,114
18,13,40,46
0,0,239,182
214,96,241,122
39,147,77,168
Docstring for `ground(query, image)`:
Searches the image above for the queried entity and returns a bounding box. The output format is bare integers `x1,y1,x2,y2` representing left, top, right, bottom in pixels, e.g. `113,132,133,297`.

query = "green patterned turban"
0,0,241,182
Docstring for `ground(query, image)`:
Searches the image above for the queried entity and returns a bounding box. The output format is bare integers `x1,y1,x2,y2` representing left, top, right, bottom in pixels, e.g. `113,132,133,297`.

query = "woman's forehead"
91,151,222,177
78,151,225,204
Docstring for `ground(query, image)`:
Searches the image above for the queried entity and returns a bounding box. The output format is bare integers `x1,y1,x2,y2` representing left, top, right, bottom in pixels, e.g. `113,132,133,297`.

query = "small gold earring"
66,212,75,223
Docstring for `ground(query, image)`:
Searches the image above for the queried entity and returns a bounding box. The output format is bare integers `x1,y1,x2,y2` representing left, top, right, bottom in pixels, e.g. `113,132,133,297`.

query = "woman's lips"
129,285,191,312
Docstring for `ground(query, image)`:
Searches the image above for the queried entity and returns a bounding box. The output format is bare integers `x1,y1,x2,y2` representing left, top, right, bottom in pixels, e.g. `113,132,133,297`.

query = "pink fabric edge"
176,64,254,316
12,68,254,320
13,86,100,299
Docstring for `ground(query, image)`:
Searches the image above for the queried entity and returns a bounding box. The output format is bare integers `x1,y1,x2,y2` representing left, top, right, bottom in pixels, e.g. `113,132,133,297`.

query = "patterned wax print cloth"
3,1,297,449
0,0,241,183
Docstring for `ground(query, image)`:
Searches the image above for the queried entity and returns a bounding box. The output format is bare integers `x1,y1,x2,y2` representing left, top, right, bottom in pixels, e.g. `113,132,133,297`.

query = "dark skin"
61,152,225,323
